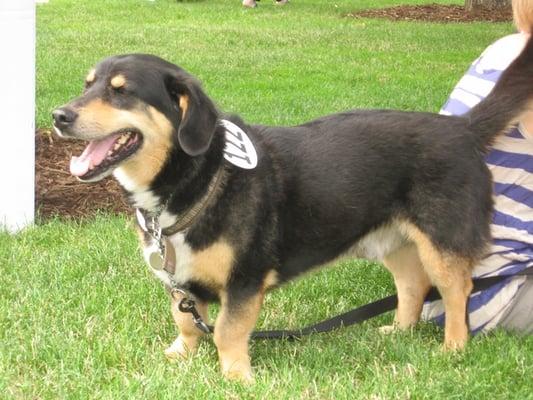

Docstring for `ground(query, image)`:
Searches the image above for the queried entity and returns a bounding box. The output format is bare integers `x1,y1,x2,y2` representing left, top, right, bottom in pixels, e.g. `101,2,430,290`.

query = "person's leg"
499,278,533,334
242,0,257,8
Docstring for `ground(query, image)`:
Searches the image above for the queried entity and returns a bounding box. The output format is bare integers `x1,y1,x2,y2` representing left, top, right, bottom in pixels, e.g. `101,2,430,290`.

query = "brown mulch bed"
346,4,513,23
36,5,512,219
36,129,131,219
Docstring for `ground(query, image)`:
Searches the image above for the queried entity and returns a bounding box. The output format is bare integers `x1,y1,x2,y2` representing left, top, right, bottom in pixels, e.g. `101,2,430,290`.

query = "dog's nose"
52,107,78,129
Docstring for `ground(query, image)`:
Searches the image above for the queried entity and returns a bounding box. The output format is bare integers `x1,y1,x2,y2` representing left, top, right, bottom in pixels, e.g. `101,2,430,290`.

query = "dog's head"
52,54,218,186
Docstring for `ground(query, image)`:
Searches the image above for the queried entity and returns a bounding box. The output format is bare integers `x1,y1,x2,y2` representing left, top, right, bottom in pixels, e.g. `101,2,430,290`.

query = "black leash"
179,266,533,340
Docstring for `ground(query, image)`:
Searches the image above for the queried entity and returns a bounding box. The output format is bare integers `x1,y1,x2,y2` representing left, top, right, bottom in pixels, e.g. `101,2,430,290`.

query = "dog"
52,35,533,381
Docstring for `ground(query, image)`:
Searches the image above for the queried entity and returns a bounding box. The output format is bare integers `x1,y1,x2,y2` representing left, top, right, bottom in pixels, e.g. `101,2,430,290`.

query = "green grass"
3,0,532,398
37,0,511,127
3,218,533,399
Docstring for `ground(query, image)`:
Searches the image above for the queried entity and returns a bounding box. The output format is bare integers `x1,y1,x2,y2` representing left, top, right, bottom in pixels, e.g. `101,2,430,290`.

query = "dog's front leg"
165,292,209,360
213,290,263,382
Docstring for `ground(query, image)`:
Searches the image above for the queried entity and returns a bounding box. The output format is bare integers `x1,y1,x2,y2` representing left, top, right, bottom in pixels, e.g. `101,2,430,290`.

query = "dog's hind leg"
165,292,209,360
213,290,264,383
381,243,431,333
406,225,473,350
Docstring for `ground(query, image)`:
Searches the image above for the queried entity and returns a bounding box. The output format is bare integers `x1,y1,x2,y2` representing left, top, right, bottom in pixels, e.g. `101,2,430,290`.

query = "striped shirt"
422,33,533,333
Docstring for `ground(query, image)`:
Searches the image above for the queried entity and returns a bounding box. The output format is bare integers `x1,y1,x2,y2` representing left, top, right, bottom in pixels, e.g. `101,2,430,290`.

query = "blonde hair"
513,0,533,33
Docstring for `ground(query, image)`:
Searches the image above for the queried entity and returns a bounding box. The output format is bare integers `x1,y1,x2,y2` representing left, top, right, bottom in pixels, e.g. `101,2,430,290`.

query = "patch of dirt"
36,129,131,219
346,4,513,23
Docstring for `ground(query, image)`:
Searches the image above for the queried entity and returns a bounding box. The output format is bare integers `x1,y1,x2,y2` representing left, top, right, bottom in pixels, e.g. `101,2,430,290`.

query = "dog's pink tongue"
69,134,120,176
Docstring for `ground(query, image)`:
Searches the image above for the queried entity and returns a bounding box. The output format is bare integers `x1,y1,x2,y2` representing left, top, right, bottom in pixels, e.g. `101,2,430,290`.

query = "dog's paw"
379,324,398,335
443,338,467,352
164,335,198,361
223,367,254,384
221,359,254,384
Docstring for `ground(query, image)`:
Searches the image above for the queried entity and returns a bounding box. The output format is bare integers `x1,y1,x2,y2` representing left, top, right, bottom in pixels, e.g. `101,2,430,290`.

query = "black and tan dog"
53,36,533,381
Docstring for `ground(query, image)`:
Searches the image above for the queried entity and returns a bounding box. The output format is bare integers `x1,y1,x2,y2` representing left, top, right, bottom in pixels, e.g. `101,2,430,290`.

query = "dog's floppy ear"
165,74,219,156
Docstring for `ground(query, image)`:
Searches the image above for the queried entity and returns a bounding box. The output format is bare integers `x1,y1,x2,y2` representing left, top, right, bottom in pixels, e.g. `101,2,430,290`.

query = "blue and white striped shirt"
422,33,533,333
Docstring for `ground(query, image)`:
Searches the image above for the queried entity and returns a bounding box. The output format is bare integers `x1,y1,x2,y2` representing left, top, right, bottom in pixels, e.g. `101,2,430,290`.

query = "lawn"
2,0,532,399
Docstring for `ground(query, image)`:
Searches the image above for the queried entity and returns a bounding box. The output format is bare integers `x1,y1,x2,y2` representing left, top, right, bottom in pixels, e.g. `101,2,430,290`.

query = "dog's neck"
112,168,161,211
115,127,227,230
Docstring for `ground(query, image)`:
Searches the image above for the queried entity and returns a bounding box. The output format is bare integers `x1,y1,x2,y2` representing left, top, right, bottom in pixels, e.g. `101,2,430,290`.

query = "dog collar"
136,166,225,237
161,167,225,236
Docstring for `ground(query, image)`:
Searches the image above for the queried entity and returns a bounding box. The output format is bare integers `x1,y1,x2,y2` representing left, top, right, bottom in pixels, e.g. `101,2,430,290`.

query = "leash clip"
177,297,196,313
175,291,212,334
192,317,212,334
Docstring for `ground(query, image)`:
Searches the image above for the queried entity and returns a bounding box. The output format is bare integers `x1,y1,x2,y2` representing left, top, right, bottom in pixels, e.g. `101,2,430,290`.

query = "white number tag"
221,119,258,169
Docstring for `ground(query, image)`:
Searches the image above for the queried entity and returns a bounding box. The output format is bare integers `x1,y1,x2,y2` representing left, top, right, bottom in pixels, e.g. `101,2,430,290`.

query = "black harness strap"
180,266,533,340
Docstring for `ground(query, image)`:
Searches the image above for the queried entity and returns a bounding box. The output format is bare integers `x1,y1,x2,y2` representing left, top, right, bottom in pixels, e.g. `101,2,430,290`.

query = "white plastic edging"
0,0,36,233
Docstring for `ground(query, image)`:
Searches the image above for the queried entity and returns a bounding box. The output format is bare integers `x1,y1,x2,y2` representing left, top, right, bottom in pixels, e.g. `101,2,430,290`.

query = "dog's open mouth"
69,129,143,181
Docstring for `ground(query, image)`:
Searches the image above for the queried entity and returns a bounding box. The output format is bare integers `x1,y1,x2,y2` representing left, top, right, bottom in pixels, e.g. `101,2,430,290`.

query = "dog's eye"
112,85,125,93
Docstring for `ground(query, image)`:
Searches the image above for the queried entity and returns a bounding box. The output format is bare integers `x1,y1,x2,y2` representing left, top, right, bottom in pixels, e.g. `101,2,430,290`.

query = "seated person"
422,0,533,334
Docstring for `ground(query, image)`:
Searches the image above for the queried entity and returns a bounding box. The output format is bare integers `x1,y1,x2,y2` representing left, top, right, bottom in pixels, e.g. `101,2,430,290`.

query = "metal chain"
136,208,211,334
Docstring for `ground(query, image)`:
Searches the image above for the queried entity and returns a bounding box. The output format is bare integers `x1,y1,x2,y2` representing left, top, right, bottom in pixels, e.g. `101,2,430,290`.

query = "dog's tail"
466,32,533,149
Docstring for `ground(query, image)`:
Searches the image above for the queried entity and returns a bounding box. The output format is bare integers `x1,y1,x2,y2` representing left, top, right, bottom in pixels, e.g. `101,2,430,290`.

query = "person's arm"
440,33,529,118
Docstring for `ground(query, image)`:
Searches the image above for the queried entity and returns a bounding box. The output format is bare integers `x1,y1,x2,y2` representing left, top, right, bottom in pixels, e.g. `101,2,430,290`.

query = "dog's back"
258,33,533,273
257,109,488,272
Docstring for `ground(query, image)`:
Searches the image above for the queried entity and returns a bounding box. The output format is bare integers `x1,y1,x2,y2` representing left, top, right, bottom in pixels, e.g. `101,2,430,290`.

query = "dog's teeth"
118,135,128,144
107,150,113,156
113,143,121,150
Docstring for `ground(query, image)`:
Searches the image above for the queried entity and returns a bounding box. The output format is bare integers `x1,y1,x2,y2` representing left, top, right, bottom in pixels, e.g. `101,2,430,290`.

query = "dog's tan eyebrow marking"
110,74,126,89
85,69,96,83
